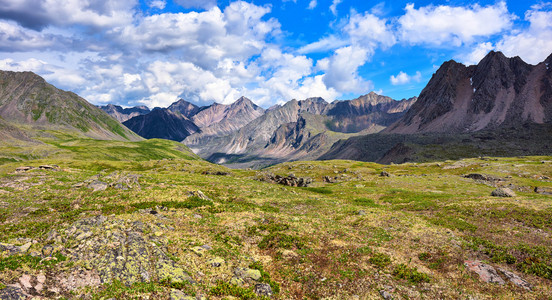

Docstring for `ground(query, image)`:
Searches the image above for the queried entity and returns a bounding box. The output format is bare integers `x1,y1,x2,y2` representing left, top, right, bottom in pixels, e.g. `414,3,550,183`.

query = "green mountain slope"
0,70,141,142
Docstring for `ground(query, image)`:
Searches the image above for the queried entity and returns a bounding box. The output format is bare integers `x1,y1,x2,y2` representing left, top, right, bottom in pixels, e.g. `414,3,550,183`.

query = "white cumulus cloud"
390,71,422,85
495,4,552,64
398,2,514,47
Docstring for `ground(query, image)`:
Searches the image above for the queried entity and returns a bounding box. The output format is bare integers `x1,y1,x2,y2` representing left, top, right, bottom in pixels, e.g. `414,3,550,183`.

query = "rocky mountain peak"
168,99,200,118
386,51,552,134
230,96,258,110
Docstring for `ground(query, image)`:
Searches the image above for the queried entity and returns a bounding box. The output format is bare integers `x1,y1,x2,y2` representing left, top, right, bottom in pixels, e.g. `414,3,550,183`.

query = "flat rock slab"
491,188,516,197
60,216,193,288
464,260,505,284
498,268,532,290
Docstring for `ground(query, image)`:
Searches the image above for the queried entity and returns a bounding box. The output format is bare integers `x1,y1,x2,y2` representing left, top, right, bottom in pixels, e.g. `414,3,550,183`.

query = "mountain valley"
0,51,551,299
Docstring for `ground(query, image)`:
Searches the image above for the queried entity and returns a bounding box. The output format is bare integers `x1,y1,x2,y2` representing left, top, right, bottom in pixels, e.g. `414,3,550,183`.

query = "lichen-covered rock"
58,215,193,289
170,289,195,300
498,268,532,290
256,172,312,187
254,283,273,297
464,260,505,284
207,257,225,267
0,243,22,255
491,188,516,197
0,286,28,300
87,180,108,192
379,289,393,300
234,267,261,281
380,171,391,177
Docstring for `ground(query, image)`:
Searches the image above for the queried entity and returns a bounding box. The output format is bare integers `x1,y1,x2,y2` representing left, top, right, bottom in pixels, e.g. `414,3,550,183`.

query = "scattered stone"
38,165,58,170
193,214,202,219
188,190,211,201
207,257,225,267
379,290,393,300
191,246,207,257
380,171,390,177
41,245,54,257
498,268,532,290
170,289,195,300
57,269,101,291
234,267,261,281
323,176,337,183
0,286,28,300
358,210,367,216
87,180,108,192
201,170,230,176
464,261,505,285
0,243,21,255
19,275,33,290
534,187,552,195
18,242,32,253
491,188,516,197
230,277,244,286
257,172,312,187
15,166,34,172
254,283,273,297
281,250,298,258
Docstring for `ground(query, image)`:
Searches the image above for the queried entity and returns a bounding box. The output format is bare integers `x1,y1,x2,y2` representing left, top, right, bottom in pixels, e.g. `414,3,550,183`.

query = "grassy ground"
0,139,551,299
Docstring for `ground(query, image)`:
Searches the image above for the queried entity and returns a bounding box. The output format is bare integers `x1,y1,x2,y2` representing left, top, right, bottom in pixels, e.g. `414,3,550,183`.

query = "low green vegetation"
0,140,550,299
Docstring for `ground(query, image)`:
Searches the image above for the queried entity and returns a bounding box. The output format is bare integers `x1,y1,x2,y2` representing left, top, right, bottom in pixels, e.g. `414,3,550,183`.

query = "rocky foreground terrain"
0,141,550,298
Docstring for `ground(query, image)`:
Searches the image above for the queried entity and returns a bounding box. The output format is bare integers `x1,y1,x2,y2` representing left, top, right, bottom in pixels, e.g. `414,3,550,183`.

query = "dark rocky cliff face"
386,51,552,134
123,108,199,142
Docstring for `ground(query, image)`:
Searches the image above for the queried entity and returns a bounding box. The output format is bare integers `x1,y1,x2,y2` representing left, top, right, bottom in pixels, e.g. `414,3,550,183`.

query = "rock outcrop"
386,51,552,134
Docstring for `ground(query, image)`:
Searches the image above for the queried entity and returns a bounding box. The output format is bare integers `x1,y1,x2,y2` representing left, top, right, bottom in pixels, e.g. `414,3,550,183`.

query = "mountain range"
322,51,552,163
2,50,551,167
103,92,416,167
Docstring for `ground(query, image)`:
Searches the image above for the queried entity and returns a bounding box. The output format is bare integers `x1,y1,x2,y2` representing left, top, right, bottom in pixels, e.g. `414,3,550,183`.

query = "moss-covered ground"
0,138,550,299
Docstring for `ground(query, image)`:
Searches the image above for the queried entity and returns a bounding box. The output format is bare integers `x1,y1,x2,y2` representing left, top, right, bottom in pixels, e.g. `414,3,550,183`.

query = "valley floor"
0,152,551,299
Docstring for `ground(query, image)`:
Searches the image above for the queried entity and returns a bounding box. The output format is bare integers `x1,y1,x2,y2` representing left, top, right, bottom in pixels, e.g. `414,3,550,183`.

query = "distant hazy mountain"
0,70,140,142
189,96,265,137
99,104,150,122
122,108,200,142
325,92,417,133
183,94,414,167
386,51,552,134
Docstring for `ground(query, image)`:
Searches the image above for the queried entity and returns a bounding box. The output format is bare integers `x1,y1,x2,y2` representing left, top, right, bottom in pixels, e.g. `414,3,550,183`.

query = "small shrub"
393,264,430,284
418,252,431,261
249,261,280,294
209,281,256,299
369,252,391,269
305,187,333,194
258,233,305,250
352,198,379,207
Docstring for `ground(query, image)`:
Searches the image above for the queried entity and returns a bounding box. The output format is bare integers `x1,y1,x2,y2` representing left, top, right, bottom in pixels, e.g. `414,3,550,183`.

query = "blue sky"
0,0,551,108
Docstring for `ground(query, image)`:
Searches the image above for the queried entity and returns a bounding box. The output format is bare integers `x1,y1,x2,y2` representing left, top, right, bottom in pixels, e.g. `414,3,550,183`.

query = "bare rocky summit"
99,104,150,123
386,51,552,134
